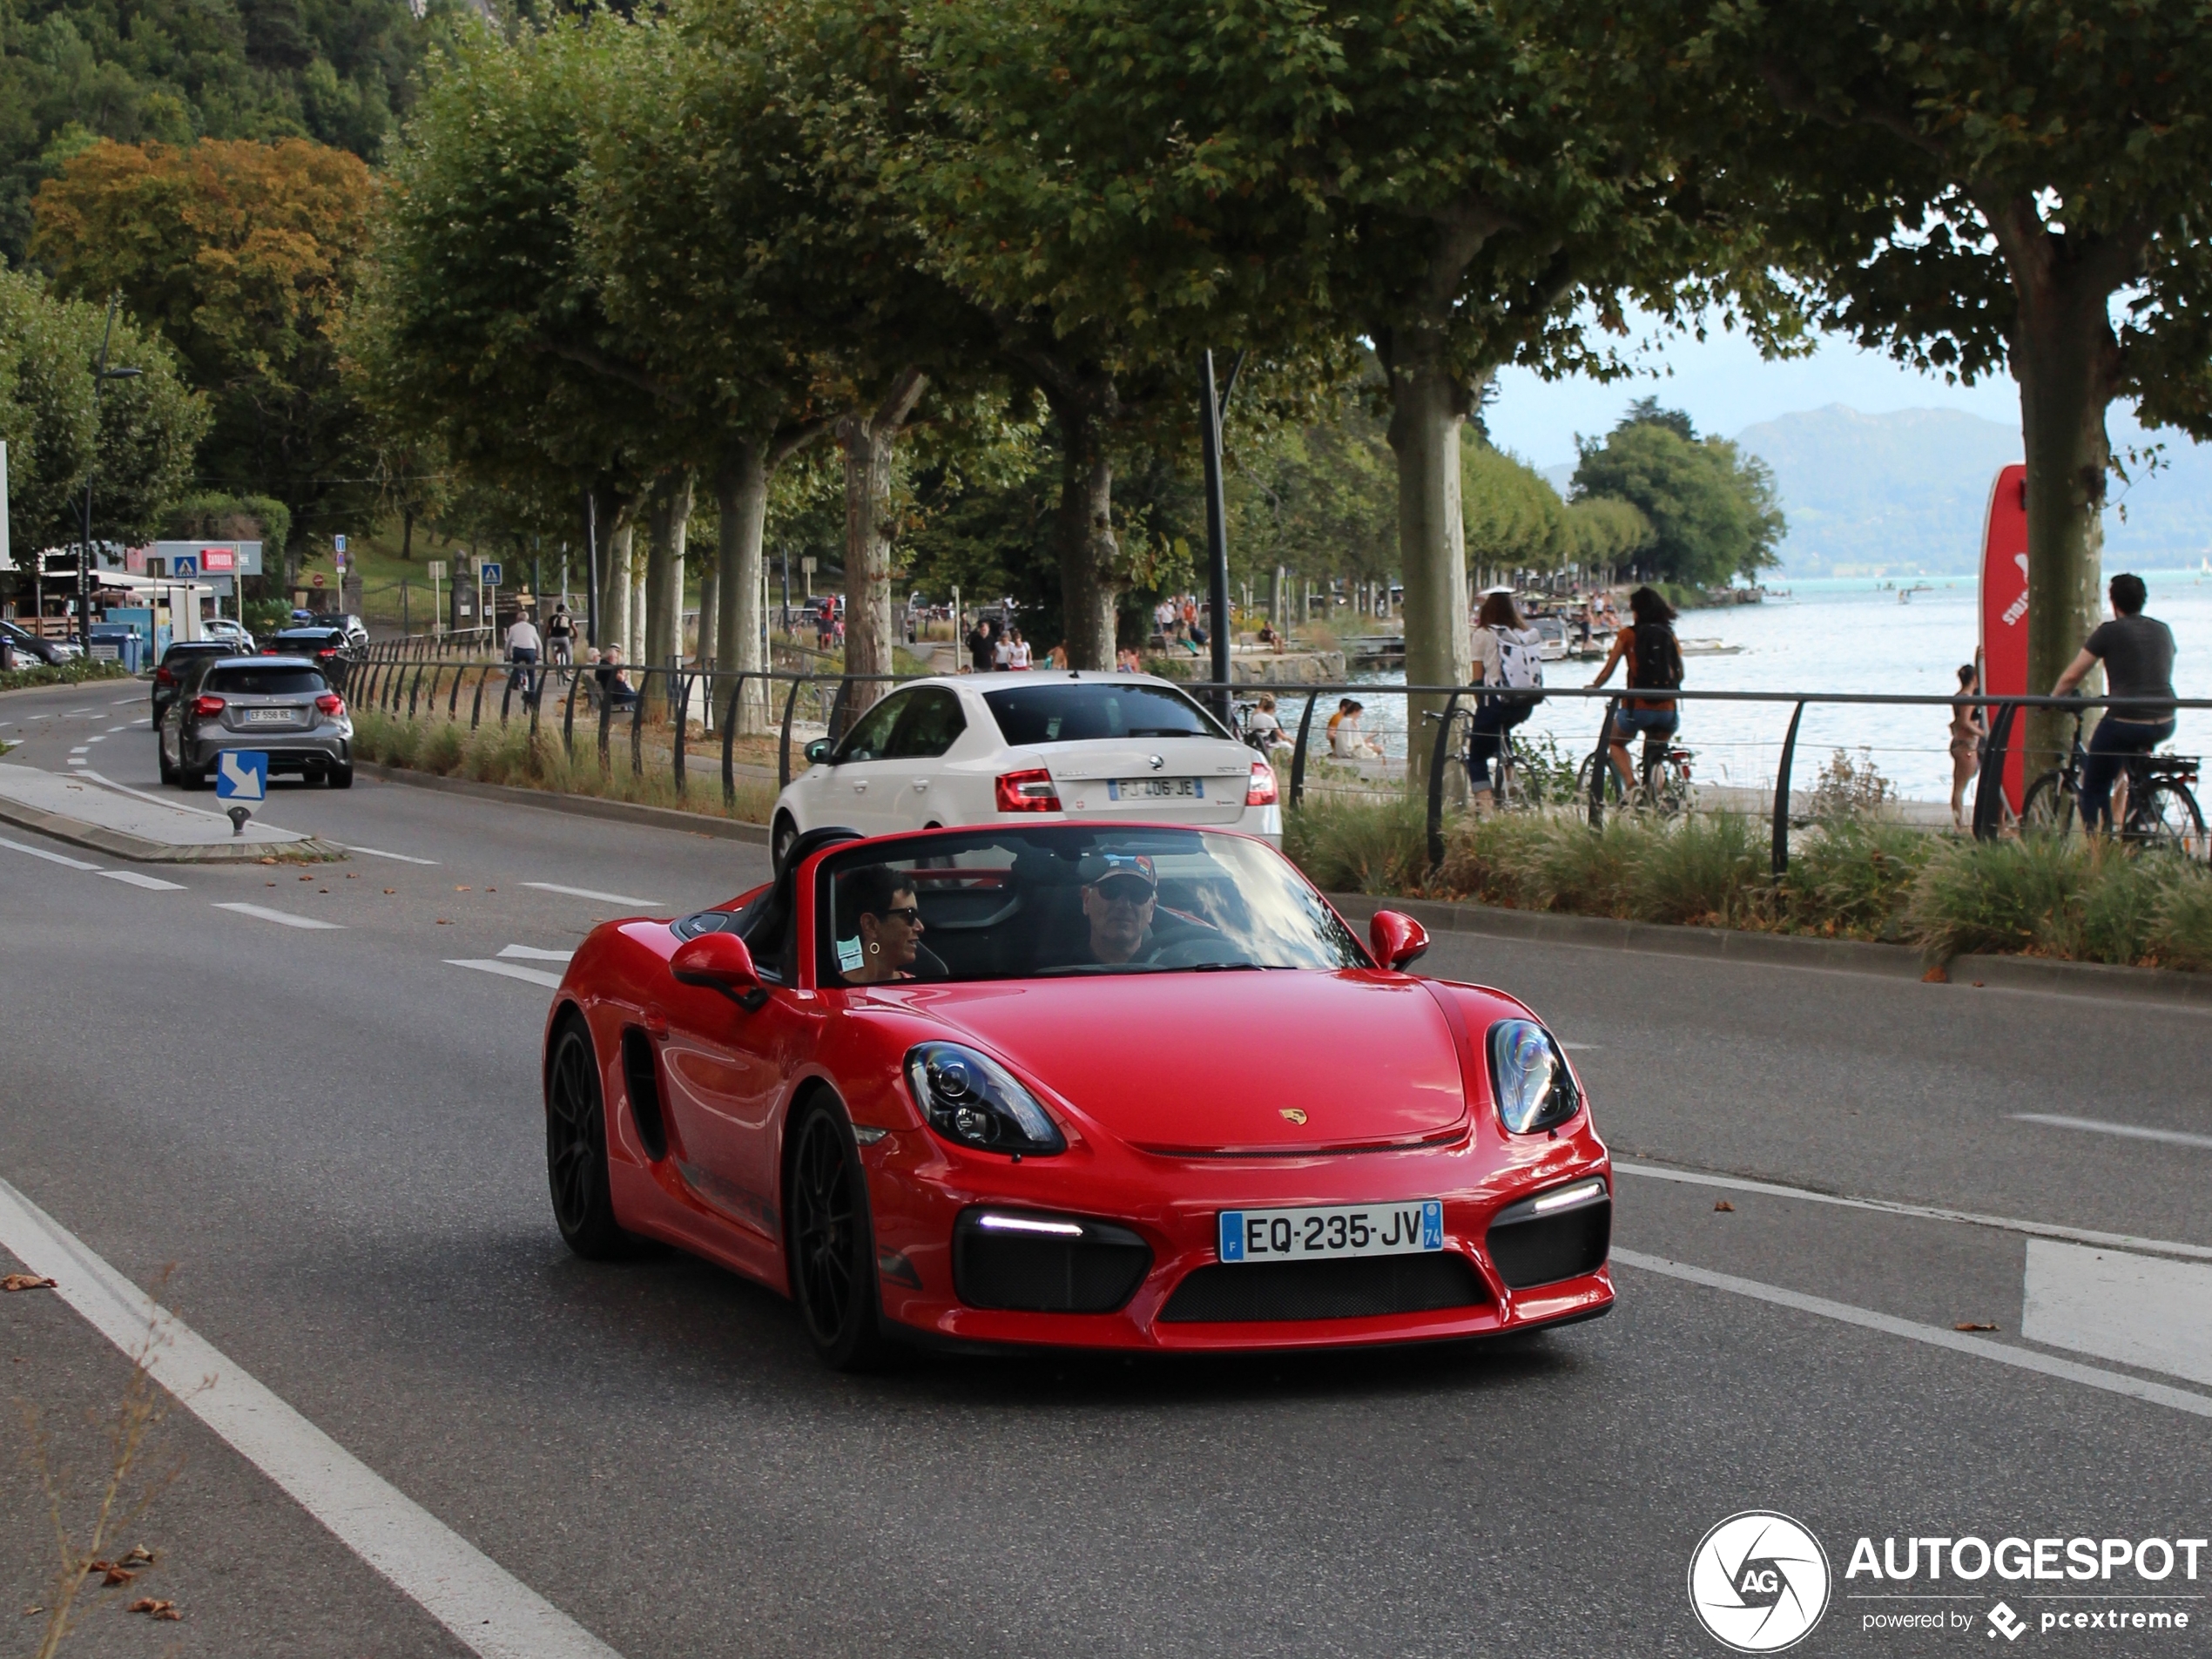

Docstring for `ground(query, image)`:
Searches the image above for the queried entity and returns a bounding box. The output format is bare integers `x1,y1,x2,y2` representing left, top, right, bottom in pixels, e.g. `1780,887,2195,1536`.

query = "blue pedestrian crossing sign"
216,751,267,802
479,560,502,587
172,554,198,577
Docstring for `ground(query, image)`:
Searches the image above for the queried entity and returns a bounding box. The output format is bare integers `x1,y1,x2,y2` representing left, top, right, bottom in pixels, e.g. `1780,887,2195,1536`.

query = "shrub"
2148,867,2212,971
1284,794,1429,895
1630,812,1765,927
1811,747,1896,819
1905,835,2088,963
1782,818,1932,941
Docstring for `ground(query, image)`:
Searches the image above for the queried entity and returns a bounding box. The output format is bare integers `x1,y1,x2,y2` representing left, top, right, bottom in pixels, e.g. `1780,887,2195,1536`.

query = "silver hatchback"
160,656,356,789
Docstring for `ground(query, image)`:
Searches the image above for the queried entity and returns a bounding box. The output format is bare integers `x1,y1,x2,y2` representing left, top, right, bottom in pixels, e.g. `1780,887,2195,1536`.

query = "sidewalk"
0,763,344,863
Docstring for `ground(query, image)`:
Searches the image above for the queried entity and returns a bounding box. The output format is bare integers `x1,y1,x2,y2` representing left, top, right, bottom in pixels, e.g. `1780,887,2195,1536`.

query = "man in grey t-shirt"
2052,572,2177,830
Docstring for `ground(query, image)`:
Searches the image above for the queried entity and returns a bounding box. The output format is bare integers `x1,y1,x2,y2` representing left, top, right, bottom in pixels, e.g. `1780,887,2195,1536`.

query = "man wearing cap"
1079,853,1164,965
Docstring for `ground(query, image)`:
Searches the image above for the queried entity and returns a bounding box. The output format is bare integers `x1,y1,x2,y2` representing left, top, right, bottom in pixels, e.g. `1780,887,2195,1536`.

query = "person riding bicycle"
1587,585,1683,794
505,609,543,698
2050,572,2177,832
1467,588,1545,812
545,603,574,666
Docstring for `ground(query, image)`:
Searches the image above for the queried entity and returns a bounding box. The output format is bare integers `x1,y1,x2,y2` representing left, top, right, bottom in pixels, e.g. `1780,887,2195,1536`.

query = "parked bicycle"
2018,707,2206,858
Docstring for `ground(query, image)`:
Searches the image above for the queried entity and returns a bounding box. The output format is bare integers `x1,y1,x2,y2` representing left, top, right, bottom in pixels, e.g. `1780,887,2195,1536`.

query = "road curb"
1326,891,2212,1009
359,761,772,846
0,795,344,863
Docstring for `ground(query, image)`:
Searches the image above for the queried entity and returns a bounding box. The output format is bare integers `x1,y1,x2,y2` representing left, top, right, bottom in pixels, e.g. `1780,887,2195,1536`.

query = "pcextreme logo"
1689,1511,1833,1653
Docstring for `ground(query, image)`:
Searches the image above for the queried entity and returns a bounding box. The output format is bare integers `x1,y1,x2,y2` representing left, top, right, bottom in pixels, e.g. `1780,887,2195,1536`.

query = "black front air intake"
1159,1254,1487,1323
1484,1180,1611,1290
953,1211,1152,1313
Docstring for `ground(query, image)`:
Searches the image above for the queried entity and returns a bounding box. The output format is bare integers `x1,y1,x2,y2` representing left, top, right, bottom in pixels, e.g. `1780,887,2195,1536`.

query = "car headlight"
905,1042,1066,1156
1487,1018,1581,1135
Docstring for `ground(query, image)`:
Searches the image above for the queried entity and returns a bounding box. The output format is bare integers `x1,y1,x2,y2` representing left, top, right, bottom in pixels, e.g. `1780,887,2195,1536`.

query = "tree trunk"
2013,272,2119,780
717,437,772,731
644,471,692,718
1386,349,1476,791
401,509,414,563
1047,388,1120,671
838,368,927,711
697,562,718,670
605,516,634,671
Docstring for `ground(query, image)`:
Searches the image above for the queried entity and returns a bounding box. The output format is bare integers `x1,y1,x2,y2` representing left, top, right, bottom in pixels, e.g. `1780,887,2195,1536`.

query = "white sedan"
769,671,1282,861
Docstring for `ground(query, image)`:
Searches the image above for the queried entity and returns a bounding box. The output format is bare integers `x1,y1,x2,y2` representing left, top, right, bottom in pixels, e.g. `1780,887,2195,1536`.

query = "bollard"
1770,700,1805,877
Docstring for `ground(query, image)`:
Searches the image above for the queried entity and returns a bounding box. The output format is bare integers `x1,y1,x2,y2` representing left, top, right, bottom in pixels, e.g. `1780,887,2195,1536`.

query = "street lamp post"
76,297,141,655
1198,349,1244,720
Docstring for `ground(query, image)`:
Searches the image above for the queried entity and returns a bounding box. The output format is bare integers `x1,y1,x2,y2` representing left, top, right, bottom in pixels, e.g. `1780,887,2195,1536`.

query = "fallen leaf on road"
126,1598,179,1620
1972,981,1986,988
1920,965,1947,983
1712,1201,1735,1213
455,885,471,891
298,874,312,881
122,1547,154,1565
22,1604,41,1615
88,1561,134,1585
1954,1321,1998,1332
436,918,450,924
383,888,395,894
346,873,357,879
1,1274,56,1292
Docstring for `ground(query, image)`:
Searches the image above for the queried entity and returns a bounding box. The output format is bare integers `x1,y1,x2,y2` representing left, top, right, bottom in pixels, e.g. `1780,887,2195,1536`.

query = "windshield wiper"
1188,961,1263,972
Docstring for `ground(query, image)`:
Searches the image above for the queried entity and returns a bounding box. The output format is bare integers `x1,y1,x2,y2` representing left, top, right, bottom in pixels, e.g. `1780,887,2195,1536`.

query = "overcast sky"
1484,308,2025,469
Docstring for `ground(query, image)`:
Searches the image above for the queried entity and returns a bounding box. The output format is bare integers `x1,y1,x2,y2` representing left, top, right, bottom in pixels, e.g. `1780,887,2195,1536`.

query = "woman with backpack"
1467,589,1546,810
1587,585,1683,795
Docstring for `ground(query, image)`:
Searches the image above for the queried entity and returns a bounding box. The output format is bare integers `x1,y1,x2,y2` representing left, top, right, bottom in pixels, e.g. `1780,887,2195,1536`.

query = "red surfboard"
1977,463,2029,811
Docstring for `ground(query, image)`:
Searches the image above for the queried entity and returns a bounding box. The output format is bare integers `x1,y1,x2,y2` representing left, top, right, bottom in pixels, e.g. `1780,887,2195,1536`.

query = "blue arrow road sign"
479,561,502,587
216,752,267,802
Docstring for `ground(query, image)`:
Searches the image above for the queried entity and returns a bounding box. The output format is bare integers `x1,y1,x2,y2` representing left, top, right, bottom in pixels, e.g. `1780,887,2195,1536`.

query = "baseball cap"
1078,851,1157,894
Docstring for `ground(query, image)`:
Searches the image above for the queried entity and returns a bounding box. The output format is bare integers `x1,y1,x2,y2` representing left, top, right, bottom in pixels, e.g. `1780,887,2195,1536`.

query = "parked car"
151,640,236,727
333,612,369,651
543,821,1613,1369
1,620,83,667
767,671,1282,866
201,618,256,654
158,656,354,789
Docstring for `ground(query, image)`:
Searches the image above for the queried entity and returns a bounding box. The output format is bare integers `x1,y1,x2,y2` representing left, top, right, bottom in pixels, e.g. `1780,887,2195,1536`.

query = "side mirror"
670,931,769,1011
805,738,833,765
1369,909,1429,972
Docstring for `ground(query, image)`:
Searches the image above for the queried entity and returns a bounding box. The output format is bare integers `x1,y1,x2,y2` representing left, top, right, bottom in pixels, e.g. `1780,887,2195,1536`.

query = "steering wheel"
1147,936,1249,969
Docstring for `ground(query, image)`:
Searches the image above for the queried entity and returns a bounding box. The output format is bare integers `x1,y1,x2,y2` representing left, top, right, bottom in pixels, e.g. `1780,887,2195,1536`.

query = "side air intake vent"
1485,1179,1610,1290
619,1026,668,1161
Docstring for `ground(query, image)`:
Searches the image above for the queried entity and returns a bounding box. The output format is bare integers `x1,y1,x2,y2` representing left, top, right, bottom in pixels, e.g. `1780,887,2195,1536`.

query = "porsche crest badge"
1278,1108,1308,1125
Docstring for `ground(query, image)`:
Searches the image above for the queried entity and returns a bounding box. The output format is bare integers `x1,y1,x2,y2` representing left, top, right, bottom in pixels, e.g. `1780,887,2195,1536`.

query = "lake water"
1349,569,2212,803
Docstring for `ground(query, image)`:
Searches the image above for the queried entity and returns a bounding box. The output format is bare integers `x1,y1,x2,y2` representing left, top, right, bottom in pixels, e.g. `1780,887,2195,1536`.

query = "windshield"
814,826,1367,984
982,681,1227,745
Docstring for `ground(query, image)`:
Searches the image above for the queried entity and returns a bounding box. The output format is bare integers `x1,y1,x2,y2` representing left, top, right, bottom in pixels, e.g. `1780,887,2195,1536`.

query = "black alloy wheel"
544,1019,638,1259
786,1096,887,1370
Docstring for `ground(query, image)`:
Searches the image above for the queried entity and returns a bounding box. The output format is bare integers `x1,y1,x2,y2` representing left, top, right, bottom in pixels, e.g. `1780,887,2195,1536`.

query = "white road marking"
212,901,343,930
522,881,662,907
98,870,186,891
106,725,128,732
68,746,89,754
110,697,136,705
497,943,574,961
0,1176,626,1659
2012,1113,2212,1152
448,958,564,989
0,836,102,871
86,734,105,743
1613,1161,2212,1263
2021,1240,2212,1389
343,844,440,865
65,757,87,767
1612,1249,2212,1421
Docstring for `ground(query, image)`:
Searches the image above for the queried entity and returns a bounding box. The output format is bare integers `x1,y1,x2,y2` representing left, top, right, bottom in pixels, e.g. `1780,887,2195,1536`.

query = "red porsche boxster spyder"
543,823,1613,1368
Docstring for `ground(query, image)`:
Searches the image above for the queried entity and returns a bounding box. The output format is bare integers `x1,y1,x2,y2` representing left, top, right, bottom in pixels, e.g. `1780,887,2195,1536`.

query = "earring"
867,941,880,954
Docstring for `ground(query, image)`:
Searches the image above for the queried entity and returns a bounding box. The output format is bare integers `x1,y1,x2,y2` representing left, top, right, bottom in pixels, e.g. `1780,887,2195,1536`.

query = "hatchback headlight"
1487,1019,1581,1135
905,1042,1066,1155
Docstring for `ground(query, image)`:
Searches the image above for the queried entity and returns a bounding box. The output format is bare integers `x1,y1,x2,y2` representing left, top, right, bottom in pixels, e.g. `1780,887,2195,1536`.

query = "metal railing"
343,640,2212,872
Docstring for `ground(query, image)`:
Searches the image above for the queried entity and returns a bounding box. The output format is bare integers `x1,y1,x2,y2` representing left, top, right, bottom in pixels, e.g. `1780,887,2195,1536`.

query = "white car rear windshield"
204,667,327,695
983,682,1226,745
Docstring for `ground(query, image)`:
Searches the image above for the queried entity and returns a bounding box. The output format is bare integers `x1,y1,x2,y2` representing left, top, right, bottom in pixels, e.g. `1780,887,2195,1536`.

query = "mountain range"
1544,403,2212,577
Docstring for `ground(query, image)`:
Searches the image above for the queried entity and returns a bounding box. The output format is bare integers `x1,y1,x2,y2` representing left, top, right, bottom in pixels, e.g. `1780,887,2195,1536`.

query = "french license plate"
1108,777,1201,800
1218,1200,1444,1263
244,708,294,724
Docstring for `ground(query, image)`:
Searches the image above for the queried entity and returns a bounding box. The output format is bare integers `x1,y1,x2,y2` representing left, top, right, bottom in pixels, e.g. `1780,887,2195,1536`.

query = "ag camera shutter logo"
1688,1511,1832,1652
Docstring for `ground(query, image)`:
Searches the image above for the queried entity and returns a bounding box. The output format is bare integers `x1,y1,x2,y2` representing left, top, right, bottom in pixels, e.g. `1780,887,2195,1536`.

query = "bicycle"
1579,705,1694,821
2018,708,2206,859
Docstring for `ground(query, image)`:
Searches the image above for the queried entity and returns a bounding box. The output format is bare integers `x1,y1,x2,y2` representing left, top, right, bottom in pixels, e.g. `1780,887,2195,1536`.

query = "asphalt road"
3,678,2208,1659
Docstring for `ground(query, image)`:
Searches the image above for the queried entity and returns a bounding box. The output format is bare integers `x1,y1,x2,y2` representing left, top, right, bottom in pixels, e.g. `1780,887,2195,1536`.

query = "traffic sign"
200,547,235,573
334,534,347,554
427,560,447,581
216,752,267,802
172,555,199,577
312,572,326,588
479,561,503,587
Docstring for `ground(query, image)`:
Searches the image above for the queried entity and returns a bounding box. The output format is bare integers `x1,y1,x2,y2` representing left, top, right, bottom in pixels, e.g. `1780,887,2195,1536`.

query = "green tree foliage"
32,135,380,569
1570,401,1781,587
0,267,206,559
1610,0,2212,755
0,0,437,265
1230,408,1398,593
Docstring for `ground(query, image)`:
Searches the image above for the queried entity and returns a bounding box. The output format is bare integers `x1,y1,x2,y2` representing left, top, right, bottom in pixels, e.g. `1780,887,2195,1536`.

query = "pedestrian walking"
967,614,997,673
1949,662,1986,830
2051,571,2179,831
